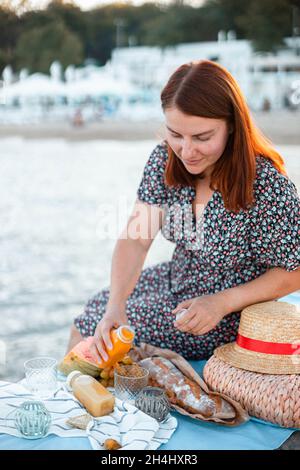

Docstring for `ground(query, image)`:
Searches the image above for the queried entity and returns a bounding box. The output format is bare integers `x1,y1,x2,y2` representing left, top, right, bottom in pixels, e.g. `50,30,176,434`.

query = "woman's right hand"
89,304,129,364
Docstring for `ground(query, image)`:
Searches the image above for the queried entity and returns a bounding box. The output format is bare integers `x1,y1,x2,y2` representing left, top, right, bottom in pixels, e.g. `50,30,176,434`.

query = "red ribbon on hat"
237,333,300,355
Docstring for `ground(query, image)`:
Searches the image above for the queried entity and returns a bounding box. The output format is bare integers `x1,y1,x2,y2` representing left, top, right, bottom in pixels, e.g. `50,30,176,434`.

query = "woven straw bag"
203,355,300,428
203,300,300,428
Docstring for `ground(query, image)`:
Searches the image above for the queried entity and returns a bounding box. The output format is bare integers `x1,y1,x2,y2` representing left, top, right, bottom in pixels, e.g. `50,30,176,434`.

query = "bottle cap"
117,325,135,343
66,370,82,390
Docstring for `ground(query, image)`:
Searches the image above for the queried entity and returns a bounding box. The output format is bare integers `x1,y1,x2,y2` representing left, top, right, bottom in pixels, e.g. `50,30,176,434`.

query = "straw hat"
214,300,300,375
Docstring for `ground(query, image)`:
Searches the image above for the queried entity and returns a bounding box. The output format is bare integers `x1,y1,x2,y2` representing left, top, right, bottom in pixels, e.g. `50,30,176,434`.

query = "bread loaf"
139,356,234,419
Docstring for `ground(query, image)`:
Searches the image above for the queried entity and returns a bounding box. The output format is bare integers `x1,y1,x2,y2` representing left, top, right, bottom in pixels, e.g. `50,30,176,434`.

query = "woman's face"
164,107,231,179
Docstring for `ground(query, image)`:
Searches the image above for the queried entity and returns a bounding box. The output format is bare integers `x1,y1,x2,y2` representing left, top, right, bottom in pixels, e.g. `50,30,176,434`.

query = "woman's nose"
181,139,195,159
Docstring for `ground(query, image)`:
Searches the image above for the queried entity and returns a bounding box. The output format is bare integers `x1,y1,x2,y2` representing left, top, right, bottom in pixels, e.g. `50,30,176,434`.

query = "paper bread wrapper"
130,342,249,426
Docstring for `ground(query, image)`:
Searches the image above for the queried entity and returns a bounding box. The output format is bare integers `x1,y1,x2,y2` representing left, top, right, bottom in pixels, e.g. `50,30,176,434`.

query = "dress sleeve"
249,159,300,272
136,143,169,207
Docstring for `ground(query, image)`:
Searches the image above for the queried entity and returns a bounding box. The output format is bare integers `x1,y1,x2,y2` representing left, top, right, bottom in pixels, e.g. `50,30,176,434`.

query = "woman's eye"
169,132,210,142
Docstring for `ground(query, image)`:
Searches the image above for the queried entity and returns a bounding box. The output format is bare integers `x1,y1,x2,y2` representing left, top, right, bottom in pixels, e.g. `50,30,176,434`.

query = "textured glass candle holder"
24,357,57,399
135,387,170,422
15,401,51,439
114,366,149,404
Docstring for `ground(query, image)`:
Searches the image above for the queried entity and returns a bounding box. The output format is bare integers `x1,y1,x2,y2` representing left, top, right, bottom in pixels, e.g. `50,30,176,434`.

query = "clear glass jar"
14,401,51,439
135,386,170,422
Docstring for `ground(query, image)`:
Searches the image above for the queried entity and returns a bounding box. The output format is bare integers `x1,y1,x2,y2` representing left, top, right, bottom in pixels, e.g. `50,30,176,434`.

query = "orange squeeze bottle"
98,325,135,369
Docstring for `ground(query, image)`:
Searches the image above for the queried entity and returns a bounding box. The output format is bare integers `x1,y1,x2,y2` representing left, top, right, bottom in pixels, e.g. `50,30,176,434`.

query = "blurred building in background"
111,33,300,111
1,32,300,125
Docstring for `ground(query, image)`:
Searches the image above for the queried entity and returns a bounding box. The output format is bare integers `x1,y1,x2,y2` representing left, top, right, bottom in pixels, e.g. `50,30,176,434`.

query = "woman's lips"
184,159,201,165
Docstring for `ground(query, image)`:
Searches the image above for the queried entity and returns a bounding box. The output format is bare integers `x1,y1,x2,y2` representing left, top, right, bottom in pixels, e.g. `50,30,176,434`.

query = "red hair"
160,60,286,212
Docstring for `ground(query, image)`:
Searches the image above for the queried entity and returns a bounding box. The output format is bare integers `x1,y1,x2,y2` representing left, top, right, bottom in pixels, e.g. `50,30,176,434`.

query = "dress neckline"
189,186,217,224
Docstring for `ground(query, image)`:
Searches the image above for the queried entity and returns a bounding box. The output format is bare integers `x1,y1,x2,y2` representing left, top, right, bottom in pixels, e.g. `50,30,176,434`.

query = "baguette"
139,356,234,419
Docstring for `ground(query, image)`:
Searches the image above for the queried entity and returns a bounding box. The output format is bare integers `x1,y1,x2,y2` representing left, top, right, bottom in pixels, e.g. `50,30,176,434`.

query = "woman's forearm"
107,238,149,308
219,267,300,315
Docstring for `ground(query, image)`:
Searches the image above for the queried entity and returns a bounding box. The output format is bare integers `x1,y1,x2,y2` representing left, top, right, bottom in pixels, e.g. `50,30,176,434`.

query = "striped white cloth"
0,380,177,450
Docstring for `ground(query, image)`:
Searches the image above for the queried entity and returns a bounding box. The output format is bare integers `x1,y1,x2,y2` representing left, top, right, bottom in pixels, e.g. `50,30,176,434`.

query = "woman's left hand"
172,293,229,335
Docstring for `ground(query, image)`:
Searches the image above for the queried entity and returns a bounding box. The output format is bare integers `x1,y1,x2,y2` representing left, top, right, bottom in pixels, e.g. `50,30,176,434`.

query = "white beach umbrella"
3,73,66,102
65,73,137,100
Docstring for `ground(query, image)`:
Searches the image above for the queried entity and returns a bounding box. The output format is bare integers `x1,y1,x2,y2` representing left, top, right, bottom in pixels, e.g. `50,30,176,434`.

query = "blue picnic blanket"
0,292,299,450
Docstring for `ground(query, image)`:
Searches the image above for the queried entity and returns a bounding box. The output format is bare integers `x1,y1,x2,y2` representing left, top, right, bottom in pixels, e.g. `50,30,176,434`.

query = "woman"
67,60,300,363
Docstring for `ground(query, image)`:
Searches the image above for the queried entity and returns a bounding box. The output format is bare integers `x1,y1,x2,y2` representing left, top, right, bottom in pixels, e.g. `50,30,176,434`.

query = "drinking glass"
24,357,58,400
114,366,149,404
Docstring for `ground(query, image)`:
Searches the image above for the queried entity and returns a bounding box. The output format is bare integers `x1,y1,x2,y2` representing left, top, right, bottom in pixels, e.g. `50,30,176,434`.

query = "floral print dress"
74,142,300,360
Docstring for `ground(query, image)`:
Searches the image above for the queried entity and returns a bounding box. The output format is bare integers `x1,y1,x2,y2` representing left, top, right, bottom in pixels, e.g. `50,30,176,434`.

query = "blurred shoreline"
0,110,300,144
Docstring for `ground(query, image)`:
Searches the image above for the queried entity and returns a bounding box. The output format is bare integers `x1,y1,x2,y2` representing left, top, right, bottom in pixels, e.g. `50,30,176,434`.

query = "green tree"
85,7,116,65
1,0,297,74
15,20,83,73
0,6,21,73
237,0,293,51
113,2,162,46
84,3,162,64
205,0,248,38
47,0,88,52
205,0,295,52
141,4,221,47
